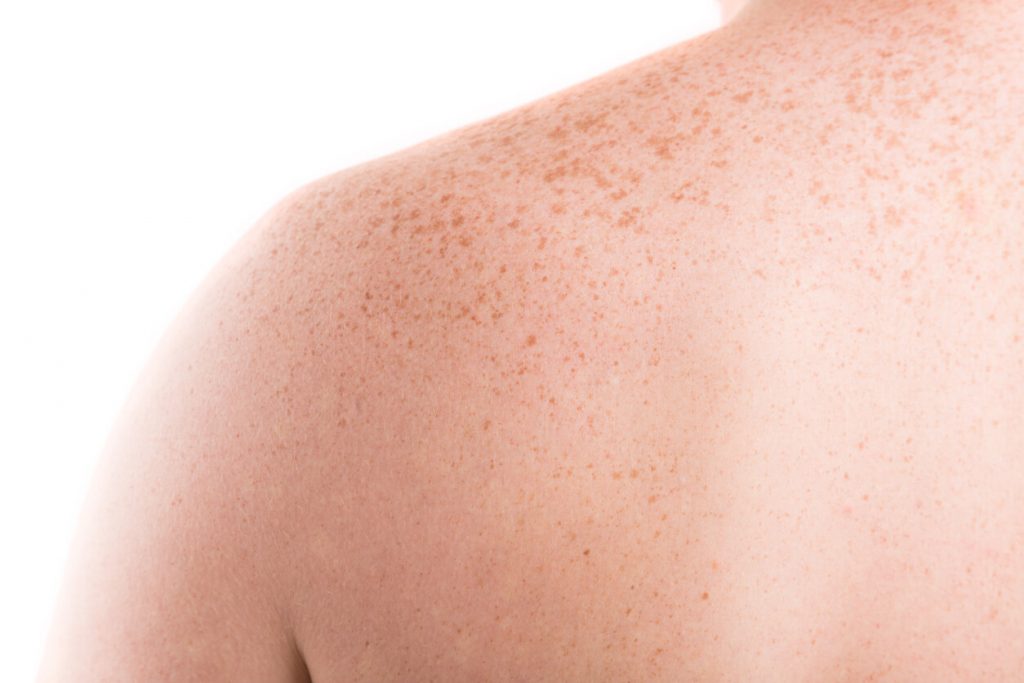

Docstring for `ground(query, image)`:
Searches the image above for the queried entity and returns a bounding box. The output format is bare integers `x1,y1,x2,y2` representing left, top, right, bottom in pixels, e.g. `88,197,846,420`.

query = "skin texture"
39,1,1024,681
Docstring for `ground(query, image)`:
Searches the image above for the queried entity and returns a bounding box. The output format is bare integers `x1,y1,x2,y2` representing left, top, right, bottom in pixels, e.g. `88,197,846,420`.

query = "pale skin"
38,0,1024,680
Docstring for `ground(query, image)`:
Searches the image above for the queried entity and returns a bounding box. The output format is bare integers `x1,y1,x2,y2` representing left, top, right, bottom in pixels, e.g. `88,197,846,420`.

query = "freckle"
733,91,753,103
547,126,568,141
583,548,590,556
884,206,902,226
629,468,639,479
537,236,547,249
550,203,566,214
526,334,537,346
647,495,657,504
612,471,622,480
781,100,798,111
701,591,709,600
862,494,870,501
711,560,719,571
483,419,491,431
753,135,763,143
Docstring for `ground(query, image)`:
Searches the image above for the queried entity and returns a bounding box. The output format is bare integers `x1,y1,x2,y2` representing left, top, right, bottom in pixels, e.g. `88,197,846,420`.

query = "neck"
727,0,1024,53
734,0,1023,26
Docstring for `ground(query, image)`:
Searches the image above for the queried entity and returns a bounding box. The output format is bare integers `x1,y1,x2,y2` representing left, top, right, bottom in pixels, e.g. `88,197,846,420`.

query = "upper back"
244,8,1024,680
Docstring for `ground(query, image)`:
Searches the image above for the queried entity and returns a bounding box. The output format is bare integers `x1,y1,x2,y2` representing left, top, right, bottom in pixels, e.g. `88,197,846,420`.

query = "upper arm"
36,194,319,683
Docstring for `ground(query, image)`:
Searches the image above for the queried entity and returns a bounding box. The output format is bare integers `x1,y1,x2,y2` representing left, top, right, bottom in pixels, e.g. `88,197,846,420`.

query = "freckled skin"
38,1,1024,682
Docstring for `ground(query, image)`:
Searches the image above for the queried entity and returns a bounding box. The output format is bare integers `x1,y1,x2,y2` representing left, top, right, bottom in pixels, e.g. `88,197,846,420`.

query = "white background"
0,1,721,678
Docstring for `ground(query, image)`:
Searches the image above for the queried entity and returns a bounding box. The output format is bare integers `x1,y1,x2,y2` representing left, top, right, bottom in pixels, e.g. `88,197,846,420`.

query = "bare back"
272,4,1024,680
39,1,1024,681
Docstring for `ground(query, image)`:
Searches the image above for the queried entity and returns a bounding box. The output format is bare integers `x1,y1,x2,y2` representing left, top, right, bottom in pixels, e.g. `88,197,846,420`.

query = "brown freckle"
701,592,709,600
583,548,590,556
439,193,453,204
547,126,568,141
647,495,657,504
862,494,869,501
526,334,537,346
550,203,566,214
612,471,622,480
537,236,547,250
629,468,639,479
884,206,902,226
753,135,763,144
780,100,798,112
483,419,491,431
733,91,753,104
